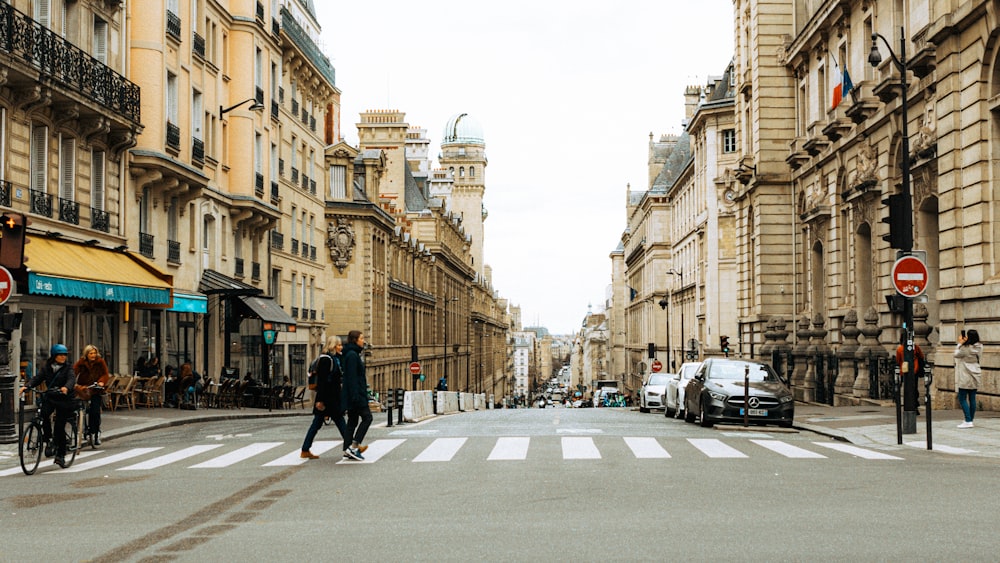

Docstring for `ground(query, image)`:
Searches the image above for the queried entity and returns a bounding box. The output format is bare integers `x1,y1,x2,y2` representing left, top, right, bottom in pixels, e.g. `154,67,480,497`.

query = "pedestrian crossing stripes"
3,436,905,476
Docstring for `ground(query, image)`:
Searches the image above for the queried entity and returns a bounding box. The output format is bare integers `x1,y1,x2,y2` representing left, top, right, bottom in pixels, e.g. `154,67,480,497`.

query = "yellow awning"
25,237,173,304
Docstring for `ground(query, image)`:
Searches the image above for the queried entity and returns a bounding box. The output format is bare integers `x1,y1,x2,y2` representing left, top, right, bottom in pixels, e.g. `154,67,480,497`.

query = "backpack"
307,354,330,391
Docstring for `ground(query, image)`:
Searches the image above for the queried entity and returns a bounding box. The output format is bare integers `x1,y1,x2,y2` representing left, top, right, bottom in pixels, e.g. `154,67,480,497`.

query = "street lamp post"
667,268,684,363
443,295,458,389
657,294,671,372
869,27,917,434
411,250,419,390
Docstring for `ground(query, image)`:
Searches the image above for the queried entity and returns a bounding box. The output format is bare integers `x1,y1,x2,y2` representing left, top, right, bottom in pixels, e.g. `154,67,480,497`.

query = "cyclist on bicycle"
73,344,110,445
20,344,77,467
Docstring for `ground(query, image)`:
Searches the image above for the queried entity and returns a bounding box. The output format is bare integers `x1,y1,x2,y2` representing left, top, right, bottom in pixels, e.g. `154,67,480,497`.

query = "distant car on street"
684,358,794,428
663,361,702,418
639,373,672,413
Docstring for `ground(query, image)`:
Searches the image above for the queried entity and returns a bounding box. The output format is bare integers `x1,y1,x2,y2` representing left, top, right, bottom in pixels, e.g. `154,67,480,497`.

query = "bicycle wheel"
62,416,79,467
19,422,43,475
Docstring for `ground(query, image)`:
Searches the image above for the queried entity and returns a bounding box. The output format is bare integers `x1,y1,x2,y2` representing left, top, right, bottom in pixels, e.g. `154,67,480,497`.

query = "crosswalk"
0,436,903,476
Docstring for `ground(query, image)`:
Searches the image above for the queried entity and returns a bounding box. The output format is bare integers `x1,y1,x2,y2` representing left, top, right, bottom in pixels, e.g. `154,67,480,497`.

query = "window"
30,124,47,192
254,47,263,98
59,135,75,201
91,151,105,210
290,273,297,309
271,268,281,301
167,72,178,124
722,129,736,153
34,0,51,29
254,132,262,176
270,142,278,183
192,91,203,141
93,17,108,64
469,166,475,178
0,108,5,180
330,165,347,199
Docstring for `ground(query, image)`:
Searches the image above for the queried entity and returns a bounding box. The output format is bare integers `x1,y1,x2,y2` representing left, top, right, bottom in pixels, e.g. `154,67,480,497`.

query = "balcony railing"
193,32,205,58
251,262,261,281
291,99,299,115
272,18,280,37
59,197,80,224
310,116,316,132
91,207,109,232
300,174,308,190
235,257,245,278
255,86,264,104
192,137,204,165
166,10,181,41
166,122,180,150
301,243,309,258
278,158,284,176
256,1,264,21
271,230,284,250
310,309,316,320
30,189,52,217
281,7,336,86
0,3,141,123
271,100,279,119
139,232,154,258
309,179,316,195
255,173,264,198
167,240,181,263
270,181,279,203
310,246,316,261
291,306,299,318
291,168,299,183
301,108,308,124
291,239,299,255
0,181,10,207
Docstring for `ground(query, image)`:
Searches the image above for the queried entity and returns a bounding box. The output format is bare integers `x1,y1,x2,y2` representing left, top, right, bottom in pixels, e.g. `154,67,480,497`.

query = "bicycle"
19,384,101,475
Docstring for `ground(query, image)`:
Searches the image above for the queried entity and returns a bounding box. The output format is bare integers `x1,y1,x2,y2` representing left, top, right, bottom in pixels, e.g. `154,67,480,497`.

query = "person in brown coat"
73,344,110,445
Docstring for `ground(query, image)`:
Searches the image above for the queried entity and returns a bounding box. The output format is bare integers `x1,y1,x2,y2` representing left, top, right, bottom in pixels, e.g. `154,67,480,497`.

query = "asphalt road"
2,407,999,561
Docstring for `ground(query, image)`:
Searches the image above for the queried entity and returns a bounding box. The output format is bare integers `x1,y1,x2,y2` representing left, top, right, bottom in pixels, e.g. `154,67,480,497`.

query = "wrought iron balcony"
139,232,154,258
281,7,336,86
271,100,278,120
291,168,299,183
310,116,316,132
0,3,141,123
235,257,245,278
59,197,80,224
30,189,52,217
166,10,181,41
91,207,109,232
166,122,180,150
291,306,299,318
301,243,309,258
270,181,279,203
255,86,264,104
310,246,316,261
251,262,261,281
0,181,10,207
291,99,299,115
309,179,316,195
310,309,316,320
278,158,284,176
256,1,264,21
167,240,181,263
272,18,280,37
271,230,284,250
192,137,204,165
300,173,308,190
291,238,299,254
193,32,205,58
255,173,265,198
278,87,284,104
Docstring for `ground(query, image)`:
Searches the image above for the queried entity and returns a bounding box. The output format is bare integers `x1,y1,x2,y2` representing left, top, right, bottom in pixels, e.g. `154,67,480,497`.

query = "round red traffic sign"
892,255,929,297
651,359,662,373
409,361,421,375
0,266,12,305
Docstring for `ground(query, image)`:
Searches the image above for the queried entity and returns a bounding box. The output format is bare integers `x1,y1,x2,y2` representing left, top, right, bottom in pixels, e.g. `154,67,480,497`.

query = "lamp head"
658,298,668,310
868,34,883,67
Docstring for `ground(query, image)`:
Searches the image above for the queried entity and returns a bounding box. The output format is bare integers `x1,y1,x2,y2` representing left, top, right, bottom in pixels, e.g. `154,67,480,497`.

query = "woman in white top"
954,329,983,428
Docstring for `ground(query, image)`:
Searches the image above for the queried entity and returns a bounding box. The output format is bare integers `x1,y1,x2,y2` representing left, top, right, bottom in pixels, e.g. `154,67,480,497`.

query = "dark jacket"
73,357,110,400
27,359,77,403
313,352,343,415
341,342,368,410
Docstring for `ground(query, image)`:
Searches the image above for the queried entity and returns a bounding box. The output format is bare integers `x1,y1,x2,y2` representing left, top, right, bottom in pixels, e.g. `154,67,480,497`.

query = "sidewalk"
2,401,998,459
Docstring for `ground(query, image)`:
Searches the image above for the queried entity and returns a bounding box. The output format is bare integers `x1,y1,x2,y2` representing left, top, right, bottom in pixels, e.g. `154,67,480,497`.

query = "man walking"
342,330,373,461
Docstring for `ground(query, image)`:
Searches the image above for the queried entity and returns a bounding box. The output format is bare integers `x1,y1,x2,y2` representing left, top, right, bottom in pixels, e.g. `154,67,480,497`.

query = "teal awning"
169,292,208,313
28,272,171,304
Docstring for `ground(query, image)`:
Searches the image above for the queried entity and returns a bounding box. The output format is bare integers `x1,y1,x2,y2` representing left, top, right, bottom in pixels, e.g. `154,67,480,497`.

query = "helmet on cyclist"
50,343,69,356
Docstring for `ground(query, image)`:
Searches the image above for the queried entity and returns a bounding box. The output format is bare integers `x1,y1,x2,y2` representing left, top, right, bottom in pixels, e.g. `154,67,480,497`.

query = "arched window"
459,167,465,177
470,166,475,178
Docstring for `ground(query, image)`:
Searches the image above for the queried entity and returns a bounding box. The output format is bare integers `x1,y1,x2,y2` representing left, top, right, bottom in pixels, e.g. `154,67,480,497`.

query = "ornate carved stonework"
327,218,355,273
853,140,877,189
911,90,937,158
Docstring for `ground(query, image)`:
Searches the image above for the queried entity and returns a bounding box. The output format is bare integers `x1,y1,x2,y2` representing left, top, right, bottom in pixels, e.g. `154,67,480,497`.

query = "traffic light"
0,212,28,270
720,335,730,357
881,193,912,249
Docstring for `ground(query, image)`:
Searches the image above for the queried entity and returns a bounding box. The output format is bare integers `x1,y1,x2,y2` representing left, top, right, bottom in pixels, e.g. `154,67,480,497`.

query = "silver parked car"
664,361,702,418
639,373,672,413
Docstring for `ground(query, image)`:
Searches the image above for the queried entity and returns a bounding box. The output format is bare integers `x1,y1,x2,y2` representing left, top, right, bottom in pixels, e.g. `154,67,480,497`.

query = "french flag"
831,56,854,110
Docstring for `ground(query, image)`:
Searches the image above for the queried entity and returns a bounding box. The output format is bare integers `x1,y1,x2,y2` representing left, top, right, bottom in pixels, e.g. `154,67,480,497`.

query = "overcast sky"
315,1,735,336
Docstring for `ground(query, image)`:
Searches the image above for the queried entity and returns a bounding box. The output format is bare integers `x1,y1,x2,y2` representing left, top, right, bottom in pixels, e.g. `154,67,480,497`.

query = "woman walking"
300,336,349,459
73,344,110,445
342,330,373,461
954,329,983,428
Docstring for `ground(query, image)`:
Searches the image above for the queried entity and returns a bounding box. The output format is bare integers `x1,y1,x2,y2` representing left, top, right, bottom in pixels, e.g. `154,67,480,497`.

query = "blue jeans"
958,388,977,422
301,410,349,452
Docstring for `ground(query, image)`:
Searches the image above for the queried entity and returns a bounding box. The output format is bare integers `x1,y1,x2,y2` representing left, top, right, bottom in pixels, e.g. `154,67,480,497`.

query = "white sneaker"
957,421,974,428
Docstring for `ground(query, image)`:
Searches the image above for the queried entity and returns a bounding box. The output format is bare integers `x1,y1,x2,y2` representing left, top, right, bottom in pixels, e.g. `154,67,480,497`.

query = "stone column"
836,309,861,402
853,307,888,399
790,316,811,399
806,313,830,403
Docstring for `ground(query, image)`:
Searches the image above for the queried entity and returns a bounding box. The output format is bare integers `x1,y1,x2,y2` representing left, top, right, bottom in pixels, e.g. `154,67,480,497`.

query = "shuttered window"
59,135,75,201
330,165,346,199
94,18,107,63
30,125,47,192
91,151,105,211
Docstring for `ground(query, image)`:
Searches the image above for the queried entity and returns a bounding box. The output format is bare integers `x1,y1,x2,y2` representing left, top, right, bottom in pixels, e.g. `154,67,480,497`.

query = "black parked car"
684,358,794,428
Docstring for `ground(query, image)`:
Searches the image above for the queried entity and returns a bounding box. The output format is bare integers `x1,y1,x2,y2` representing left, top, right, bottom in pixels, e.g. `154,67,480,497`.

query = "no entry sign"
409,361,421,375
892,255,929,297
0,266,12,305
651,360,662,372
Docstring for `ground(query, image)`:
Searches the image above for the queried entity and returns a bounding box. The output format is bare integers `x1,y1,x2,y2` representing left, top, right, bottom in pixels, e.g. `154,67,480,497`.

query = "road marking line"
624,437,671,458
488,437,530,460
263,441,343,466
812,442,903,460
688,438,748,458
413,437,467,462
562,437,601,459
0,451,101,477
338,439,406,464
750,439,826,458
119,444,224,470
189,442,284,468
58,448,163,473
